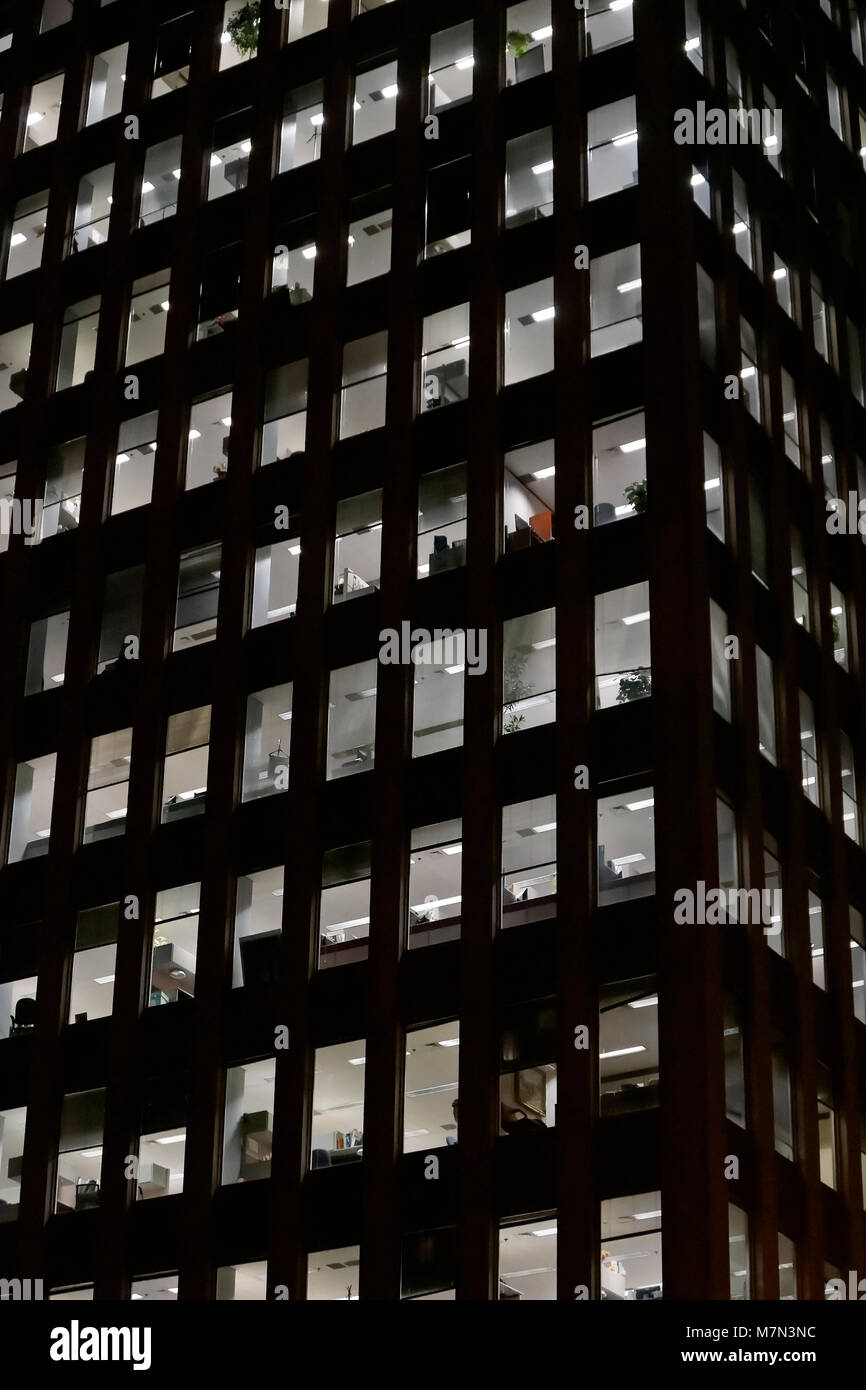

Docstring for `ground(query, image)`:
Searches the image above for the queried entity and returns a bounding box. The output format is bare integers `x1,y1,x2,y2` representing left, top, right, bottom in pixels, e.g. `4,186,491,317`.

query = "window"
288,0,329,42
68,904,118,1023
684,0,703,71
25,608,69,694
690,160,711,215
588,97,638,201
593,411,646,525
251,538,300,626
232,865,283,988
319,842,371,968
23,74,65,151
56,297,100,392
418,463,467,576
827,72,844,139
428,22,473,113
197,244,241,339
772,1033,794,1159
82,729,132,843
425,157,471,257
595,582,651,709
799,690,820,806
186,390,233,489
585,0,634,53
40,0,73,32
136,1082,187,1199
279,81,324,171
717,799,738,899
732,171,754,269
498,1220,556,1300
499,1002,557,1142
411,633,465,757
261,359,308,463
819,418,837,499
505,128,553,227
307,1249,360,1300
817,1064,837,1188
503,609,556,731
812,276,830,362
724,997,746,1128
98,566,144,672
333,490,382,601
696,265,717,365
778,1234,797,1300
217,1263,268,1300
86,43,127,125
0,461,15,553
401,1230,455,1300
150,883,199,1006
840,731,859,842
352,62,399,145
347,204,392,285
0,323,33,413
39,436,84,538
599,979,659,1116
597,787,656,905
0,1106,26,1218
756,647,777,763
600,1192,663,1300
502,796,557,925
790,526,809,629
139,137,183,227
152,12,193,97
4,190,49,279
174,543,221,649
772,254,794,318
404,1022,459,1152
326,661,377,778
310,1041,365,1167
851,910,866,1025
7,752,56,863
740,318,761,421
728,1205,750,1300
208,113,252,200
710,602,732,720
808,892,826,989
763,843,784,955
504,441,555,547
591,245,642,356
129,1276,178,1300
505,2,552,84
220,1,258,68
160,708,211,822
408,820,462,949
55,1089,105,1215
242,683,292,802
780,369,800,466
830,585,848,668
340,331,388,437
112,410,158,514
704,433,724,539
847,317,865,407
421,304,470,408
222,1059,275,1184
504,280,554,384
125,271,170,363
0,971,38,1040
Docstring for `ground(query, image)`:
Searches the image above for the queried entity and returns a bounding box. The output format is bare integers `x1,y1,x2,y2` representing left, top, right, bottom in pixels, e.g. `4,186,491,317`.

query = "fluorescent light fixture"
278,710,292,721
530,1227,558,1238
532,822,557,834
615,503,635,517
740,365,757,378
622,610,650,625
611,852,646,866
633,1209,662,1220
625,797,654,811
160,301,170,312
301,245,317,260
9,232,27,246
94,975,115,986
704,477,720,491
532,637,556,649
240,140,252,154
220,30,231,44
455,56,474,70
325,915,370,934
531,306,555,322
732,221,748,235
532,465,556,480
628,995,658,1009
51,674,65,684
444,664,465,675
440,844,462,854
617,278,642,293
619,438,646,453
141,181,155,193
821,453,833,464
404,1129,430,1138
115,452,130,465
288,543,301,555
451,335,470,347
382,84,399,99
221,416,232,427
310,112,324,126
610,0,633,9
154,1134,185,1145
763,133,778,148
188,429,201,440
773,267,788,280
210,154,222,168
437,1038,460,1047
348,1057,366,1066
613,131,638,147
80,1147,103,1159
782,411,795,422
600,1045,646,1060
173,169,182,179
105,808,127,820
690,172,706,187
532,159,554,175
684,37,700,52
26,111,44,126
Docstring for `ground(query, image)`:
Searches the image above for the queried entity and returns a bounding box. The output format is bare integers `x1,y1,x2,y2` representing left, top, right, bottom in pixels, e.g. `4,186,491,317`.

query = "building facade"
0,0,865,1302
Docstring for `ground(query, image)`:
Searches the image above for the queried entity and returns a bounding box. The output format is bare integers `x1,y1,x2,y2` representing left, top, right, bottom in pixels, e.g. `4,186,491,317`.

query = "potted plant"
503,648,533,733
617,670,652,704
226,1,261,59
624,479,648,515
506,30,533,59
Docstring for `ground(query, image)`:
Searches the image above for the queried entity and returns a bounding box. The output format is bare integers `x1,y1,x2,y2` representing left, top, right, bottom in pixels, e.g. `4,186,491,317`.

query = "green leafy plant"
617,670,652,704
624,479,648,514
226,1,261,58
503,648,533,734
506,30,533,59
832,616,841,646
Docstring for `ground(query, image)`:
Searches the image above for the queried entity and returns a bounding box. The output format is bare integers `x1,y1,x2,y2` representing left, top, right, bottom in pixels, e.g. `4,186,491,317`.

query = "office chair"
9,997,37,1034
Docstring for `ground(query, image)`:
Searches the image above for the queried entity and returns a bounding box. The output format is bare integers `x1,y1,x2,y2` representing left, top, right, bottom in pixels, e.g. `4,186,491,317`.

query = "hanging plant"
226,1,261,59
617,670,652,704
624,479,648,514
503,648,533,734
506,30,533,59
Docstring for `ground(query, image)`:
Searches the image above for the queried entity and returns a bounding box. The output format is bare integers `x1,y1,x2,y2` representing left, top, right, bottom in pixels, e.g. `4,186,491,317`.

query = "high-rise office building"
0,0,864,1306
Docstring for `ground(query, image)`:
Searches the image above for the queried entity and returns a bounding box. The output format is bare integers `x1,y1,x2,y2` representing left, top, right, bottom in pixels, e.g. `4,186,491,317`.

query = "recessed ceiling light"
531,26,553,41
531,306,555,322
600,1045,647,1059
773,267,788,280
437,1038,460,1047
173,169,182,179
732,221,748,235
188,428,201,440
301,245,317,260
381,84,399,100
10,232,27,246
684,37,700,52
632,1209,662,1220
154,1134,186,1144
160,301,170,312
628,995,658,1009
94,975,115,985
455,56,474,70
622,611,650,625
80,1147,103,1159
617,278,642,293
532,822,556,834
611,853,646,866
445,664,465,675
440,844,462,855
116,452,131,464
690,172,706,187
210,154,222,168
532,465,556,480
310,112,324,126
26,111,45,126
625,797,654,811
619,438,646,453
532,159,554,176
404,1128,430,1138
221,417,232,427
530,1227,558,1237
532,637,556,649
613,131,638,147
